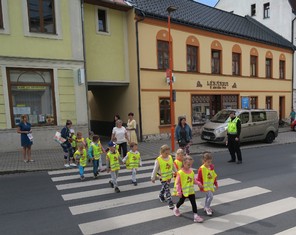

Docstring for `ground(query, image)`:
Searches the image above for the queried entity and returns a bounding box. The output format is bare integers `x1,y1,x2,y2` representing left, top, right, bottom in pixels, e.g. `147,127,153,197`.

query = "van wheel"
265,132,275,143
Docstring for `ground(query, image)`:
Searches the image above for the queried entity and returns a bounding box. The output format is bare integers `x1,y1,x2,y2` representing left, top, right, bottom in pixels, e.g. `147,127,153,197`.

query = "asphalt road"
0,143,296,235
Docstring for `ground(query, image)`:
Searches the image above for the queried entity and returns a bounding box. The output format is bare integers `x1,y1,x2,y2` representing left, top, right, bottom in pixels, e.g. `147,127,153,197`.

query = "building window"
98,8,108,33
27,0,56,34
250,55,258,77
157,40,169,70
266,96,272,109
266,58,272,78
250,97,258,109
232,53,240,76
251,4,256,16
0,0,3,29
279,60,285,79
187,45,198,72
211,50,221,74
159,98,170,125
263,2,270,19
7,68,56,127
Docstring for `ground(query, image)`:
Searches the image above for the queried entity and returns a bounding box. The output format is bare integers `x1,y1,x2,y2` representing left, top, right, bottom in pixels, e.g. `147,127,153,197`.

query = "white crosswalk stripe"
48,160,296,235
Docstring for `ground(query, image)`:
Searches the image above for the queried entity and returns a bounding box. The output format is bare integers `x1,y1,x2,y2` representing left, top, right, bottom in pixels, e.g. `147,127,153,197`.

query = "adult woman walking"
17,114,33,163
111,119,129,157
126,112,138,144
60,120,76,168
175,116,192,155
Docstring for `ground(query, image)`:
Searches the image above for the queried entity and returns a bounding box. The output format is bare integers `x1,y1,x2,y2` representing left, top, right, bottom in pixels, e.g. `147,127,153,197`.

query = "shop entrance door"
210,95,221,117
279,96,285,121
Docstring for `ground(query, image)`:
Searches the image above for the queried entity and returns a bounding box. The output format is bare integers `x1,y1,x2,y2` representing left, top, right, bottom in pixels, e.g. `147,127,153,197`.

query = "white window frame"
95,6,110,36
0,0,10,35
22,0,62,40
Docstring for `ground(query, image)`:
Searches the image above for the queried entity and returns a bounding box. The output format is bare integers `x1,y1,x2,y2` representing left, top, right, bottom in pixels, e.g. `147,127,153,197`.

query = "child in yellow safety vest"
197,152,218,216
106,141,121,193
88,135,105,178
151,144,177,209
86,131,94,149
173,155,204,222
172,148,185,196
122,142,142,186
76,131,86,148
74,143,88,181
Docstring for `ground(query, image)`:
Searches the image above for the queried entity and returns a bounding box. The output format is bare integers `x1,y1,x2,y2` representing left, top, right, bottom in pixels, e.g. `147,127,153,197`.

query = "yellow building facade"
0,0,88,151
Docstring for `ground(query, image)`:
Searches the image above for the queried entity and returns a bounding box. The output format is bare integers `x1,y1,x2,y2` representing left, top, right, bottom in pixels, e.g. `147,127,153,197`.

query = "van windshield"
211,110,234,123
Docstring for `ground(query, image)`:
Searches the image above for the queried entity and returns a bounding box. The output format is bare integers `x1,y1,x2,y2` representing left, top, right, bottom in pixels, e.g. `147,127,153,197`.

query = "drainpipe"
292,15,296,110
135,9,145,142
81,0,90,131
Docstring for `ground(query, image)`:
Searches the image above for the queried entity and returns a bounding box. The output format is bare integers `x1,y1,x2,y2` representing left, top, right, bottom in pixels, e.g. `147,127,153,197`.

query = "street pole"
167,6,177,152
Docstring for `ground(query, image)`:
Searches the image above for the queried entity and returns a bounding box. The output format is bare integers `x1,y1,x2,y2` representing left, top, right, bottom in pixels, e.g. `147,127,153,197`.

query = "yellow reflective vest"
227,117,240,134
107,151,120,172
178,169,195,197
91,142,102,160
200,164,217,192
157,155,173,181
74,149,87,167
126,151,141,170
174,159,183,171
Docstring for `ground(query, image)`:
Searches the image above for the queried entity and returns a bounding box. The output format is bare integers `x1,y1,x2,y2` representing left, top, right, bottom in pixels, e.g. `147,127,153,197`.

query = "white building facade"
216,0,296,109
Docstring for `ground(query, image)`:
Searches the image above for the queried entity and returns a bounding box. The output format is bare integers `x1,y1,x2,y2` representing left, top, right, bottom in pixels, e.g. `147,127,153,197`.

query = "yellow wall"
0,0,73,59
0,68,6,129
58,69,76,124
84,4,127,82
138,21,293,135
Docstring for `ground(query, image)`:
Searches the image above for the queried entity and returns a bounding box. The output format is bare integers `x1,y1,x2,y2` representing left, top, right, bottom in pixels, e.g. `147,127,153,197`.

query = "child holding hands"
173,155,204,223
74,143,88,180
106,141,121,193
151,144,177,209
122,142,142,186
88,135,105,178
197,152,218,216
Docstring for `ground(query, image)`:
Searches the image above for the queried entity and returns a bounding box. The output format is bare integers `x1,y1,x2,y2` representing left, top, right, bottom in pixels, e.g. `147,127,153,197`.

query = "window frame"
187,45,198,72
279,60,285,79
6,68,57,128
266,58,272,78
96,7,109,34
251,4,256,16
159,97,171,125
250,55,258,77
27,0,56,34
250,96,258,109
157,40,169,70
263,2,270,19
232,52,241,76
266,96,272,109
211,50,221,74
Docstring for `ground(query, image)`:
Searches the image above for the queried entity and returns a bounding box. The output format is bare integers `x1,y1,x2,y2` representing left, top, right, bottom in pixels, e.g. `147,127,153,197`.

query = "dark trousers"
118,142,127,158
176,194,197,213
227,137,242,161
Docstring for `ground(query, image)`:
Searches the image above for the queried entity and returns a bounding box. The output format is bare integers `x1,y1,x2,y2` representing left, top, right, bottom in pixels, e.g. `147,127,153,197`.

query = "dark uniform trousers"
227,135,242,162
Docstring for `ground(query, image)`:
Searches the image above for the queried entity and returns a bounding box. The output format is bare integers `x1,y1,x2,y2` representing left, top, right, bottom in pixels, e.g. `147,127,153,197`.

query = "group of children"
152,145,218,223
71,130,218,223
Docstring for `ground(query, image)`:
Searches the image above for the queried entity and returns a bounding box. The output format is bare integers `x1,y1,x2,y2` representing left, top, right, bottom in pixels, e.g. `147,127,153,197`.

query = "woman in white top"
111,119,129,157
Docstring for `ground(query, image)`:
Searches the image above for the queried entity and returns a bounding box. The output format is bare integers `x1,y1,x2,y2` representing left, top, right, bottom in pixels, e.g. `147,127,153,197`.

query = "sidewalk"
0,126,294,174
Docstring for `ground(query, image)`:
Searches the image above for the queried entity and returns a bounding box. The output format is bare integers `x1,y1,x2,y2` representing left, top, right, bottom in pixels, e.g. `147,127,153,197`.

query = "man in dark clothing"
226,111,242,164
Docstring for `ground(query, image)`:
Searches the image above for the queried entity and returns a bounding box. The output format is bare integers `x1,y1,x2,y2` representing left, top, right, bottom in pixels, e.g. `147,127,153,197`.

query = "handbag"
178,138,187,146
53,131,66,144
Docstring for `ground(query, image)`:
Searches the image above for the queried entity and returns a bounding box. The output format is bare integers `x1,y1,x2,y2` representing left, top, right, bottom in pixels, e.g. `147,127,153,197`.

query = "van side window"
239,112,249,124
251,111,267,122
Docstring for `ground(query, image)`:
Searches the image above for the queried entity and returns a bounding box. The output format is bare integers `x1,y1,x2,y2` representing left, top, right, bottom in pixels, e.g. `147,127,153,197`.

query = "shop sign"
196,81,238,89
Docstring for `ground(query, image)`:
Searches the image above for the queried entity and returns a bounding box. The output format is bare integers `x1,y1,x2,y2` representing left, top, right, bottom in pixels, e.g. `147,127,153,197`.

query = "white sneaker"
205,208,212,216
193,214,204,223
64,164,70,168
70,163,77,167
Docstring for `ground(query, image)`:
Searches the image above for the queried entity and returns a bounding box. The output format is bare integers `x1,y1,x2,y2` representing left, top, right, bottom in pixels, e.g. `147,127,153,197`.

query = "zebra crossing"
48,160,296,235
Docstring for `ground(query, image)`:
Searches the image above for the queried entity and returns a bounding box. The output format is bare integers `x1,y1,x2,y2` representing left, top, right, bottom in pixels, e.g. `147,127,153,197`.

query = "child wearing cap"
122,142,142,186
106,141,121,193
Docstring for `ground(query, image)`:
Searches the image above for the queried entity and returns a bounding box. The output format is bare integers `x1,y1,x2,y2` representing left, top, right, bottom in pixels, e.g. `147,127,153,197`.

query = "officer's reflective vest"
200,165,217,192
126,151,141,170
107,151,120,172
227,117,240,134
157,155,173,181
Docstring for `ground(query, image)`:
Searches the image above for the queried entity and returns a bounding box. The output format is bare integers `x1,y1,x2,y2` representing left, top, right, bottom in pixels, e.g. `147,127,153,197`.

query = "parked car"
201,109,279,144
291,120,296,131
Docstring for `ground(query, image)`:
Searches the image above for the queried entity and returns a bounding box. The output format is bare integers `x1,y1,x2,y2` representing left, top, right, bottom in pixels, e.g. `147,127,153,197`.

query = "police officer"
226,111,242,164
